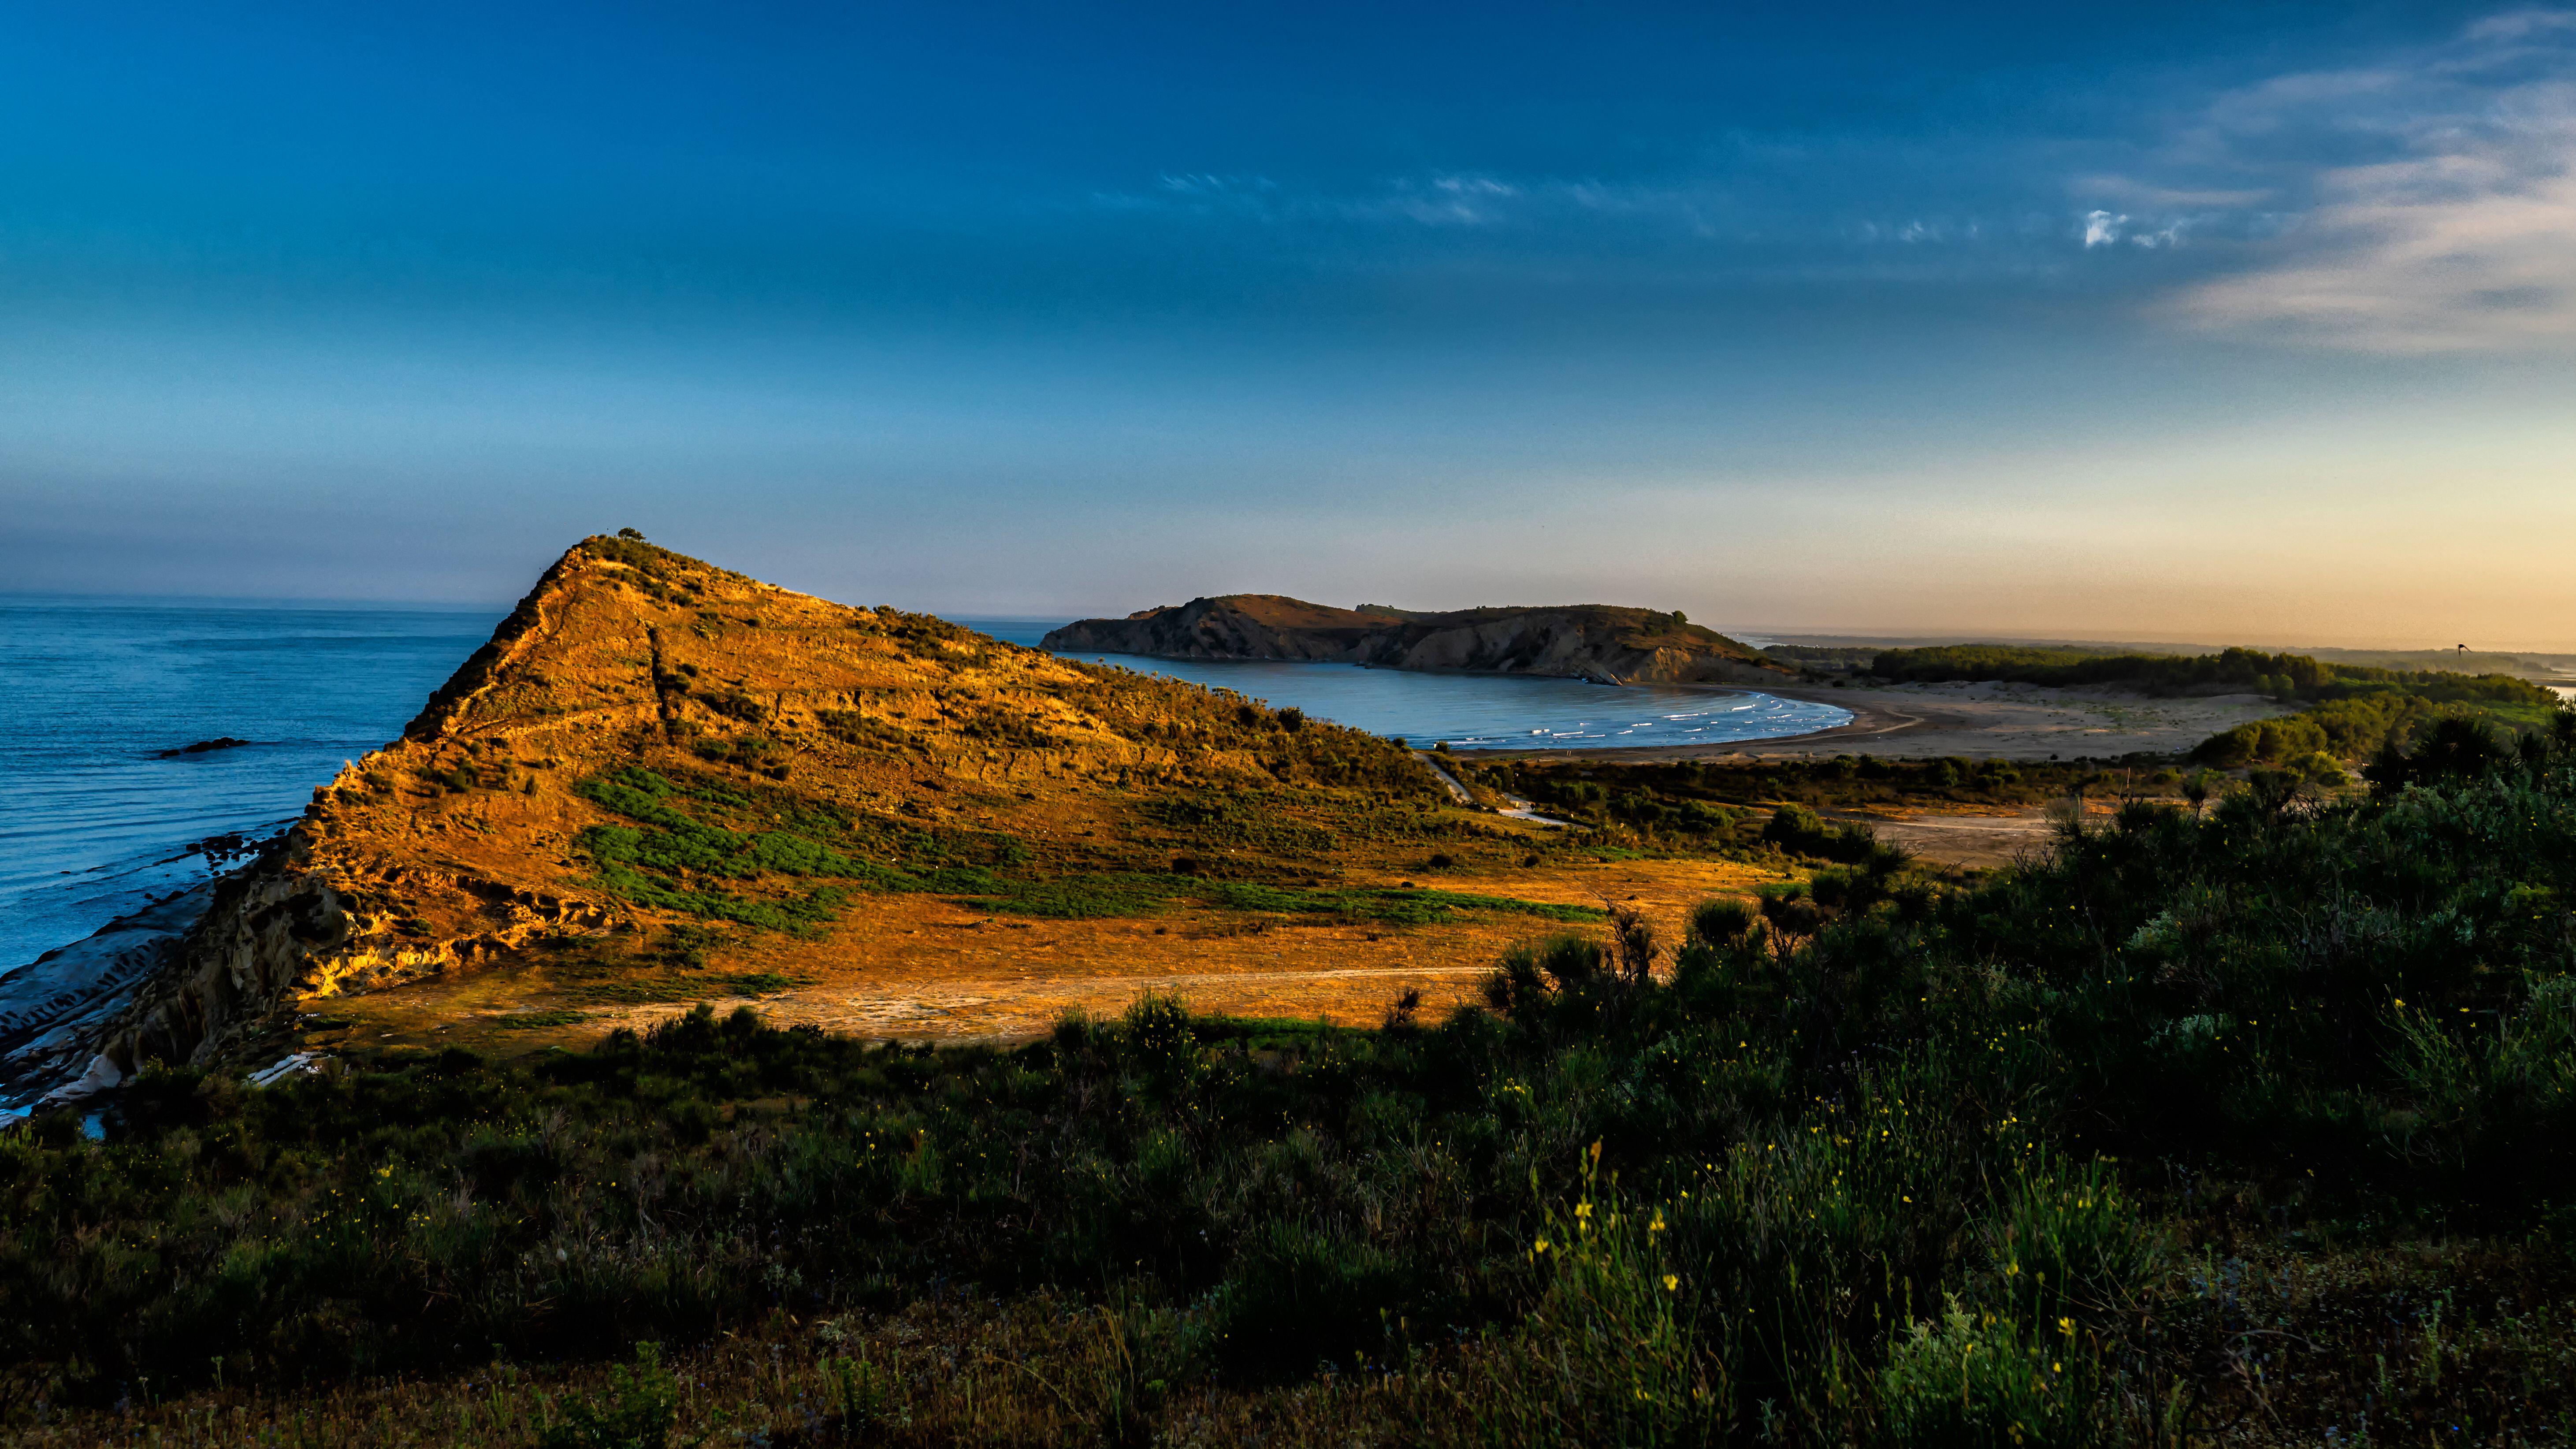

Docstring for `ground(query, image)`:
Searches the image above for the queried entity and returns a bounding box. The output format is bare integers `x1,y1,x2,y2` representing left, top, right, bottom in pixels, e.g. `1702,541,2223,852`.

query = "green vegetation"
2193,691,2446,768
487,1008,590,1029
15,720,2576,1442
1756,642,1889,671
1866,643,2550,702
1869,641,2559,740
1199,880,1599,925
2194,689,2566,769
572,766,1575,932
587,532,733,609
1470,755,2141,838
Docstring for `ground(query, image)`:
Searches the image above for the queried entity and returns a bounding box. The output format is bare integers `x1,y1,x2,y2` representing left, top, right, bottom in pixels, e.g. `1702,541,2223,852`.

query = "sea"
0,601,1847,973
0,597,507,976
969,620,1848,751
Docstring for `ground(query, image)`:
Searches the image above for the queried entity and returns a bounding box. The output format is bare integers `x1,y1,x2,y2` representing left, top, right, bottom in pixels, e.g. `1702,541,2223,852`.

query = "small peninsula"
1044,594,1794,686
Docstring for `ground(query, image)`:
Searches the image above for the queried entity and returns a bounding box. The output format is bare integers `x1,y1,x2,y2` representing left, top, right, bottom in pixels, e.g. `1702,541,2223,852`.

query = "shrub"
1879,1297,2097,1448
539,1341,678,1449
1119,992,1199,1087
1688,897,1758,947
1198,1221,1417,1378
1762,804,1898,867
2367,714,2512,790
1483,1146,1731,1440
1983,1154,2160,1328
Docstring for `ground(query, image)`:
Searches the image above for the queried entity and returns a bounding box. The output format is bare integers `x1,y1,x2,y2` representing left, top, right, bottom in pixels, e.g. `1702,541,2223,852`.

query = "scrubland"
10,714,2576,1445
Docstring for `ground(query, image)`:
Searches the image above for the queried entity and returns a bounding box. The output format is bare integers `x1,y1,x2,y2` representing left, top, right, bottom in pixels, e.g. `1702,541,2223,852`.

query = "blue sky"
4,2,2573,645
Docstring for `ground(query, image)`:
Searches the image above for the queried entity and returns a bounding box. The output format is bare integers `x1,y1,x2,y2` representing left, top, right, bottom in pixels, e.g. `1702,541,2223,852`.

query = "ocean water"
963,618,1851,753
0,597,502,973
1,603,1845,973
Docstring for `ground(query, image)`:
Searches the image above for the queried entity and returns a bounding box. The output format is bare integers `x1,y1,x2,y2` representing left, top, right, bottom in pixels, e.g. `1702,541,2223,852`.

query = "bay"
962,618,1851,753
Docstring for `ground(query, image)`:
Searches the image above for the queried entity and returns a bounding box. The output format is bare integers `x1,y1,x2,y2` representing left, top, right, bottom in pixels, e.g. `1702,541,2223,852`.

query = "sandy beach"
1463,678,2292,764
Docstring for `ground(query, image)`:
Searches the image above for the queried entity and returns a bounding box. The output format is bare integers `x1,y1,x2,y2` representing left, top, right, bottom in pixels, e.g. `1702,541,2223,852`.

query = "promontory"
1043,594,1794,686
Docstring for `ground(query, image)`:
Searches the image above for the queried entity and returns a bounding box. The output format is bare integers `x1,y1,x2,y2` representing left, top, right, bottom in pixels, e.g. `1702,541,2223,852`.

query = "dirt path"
1416,751,1476,804
1417,750,1578,827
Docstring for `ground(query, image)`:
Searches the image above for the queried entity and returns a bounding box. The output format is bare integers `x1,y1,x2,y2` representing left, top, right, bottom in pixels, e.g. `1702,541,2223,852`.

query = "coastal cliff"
8,536,1456,1101
1045,594,1792,686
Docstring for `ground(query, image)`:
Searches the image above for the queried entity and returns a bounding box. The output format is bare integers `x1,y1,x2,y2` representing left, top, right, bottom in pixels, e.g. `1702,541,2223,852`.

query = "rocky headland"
1044,594,1794,686
7,537,1645,1106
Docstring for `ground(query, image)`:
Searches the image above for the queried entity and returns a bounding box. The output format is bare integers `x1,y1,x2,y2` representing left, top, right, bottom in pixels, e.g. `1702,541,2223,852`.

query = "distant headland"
1042,594,1795,687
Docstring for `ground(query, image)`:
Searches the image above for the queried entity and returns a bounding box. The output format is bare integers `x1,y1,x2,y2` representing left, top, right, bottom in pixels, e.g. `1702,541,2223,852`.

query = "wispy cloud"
1089,161,2018,266
2162,8,2576,352
1084,8,2576,338
1093,171,1674,230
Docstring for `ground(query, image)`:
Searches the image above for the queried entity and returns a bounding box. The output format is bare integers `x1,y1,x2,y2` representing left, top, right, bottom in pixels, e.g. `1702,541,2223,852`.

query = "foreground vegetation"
10,716,2576,1444
1468,754,2167,835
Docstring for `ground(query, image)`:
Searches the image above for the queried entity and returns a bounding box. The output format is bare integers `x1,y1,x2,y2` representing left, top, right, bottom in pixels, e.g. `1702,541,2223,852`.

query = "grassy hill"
74,534,1686,1087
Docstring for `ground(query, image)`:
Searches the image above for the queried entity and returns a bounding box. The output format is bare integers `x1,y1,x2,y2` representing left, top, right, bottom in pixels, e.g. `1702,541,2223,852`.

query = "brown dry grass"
321,854,1781,1055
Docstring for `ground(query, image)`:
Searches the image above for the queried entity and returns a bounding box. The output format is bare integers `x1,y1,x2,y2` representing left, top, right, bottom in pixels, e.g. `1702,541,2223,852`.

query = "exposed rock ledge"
1044,594,1795,687
4,831,615,1107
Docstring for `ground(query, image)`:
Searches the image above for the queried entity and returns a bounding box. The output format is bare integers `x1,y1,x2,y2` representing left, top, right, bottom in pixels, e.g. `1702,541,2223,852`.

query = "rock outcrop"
1046,595,1792,686
0,887,213,1105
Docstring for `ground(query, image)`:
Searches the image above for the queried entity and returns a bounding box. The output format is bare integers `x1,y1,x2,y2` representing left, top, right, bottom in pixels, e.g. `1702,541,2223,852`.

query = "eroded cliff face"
22,543,655,1093
1046,594,1792,686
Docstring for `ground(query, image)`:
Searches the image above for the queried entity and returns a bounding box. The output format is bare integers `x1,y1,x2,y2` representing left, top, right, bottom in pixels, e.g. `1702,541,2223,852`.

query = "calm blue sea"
1,603,1845,973
0,597,504,973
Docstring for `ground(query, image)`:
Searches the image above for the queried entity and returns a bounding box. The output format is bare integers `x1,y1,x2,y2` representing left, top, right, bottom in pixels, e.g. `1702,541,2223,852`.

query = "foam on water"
963,618,1851,752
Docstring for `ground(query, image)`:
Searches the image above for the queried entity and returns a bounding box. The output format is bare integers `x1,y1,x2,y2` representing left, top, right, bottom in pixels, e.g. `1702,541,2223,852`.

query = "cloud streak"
2166,9,2576,352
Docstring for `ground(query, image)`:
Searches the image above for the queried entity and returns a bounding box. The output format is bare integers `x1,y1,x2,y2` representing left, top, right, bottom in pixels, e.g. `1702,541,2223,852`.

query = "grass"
1199,880,1601,925
571,767,1594,932
11,710,2576,1444
487,1008,590,1029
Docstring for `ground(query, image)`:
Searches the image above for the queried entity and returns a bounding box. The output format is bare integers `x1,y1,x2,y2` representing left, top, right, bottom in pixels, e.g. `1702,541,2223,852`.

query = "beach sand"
1463,679,2292,765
